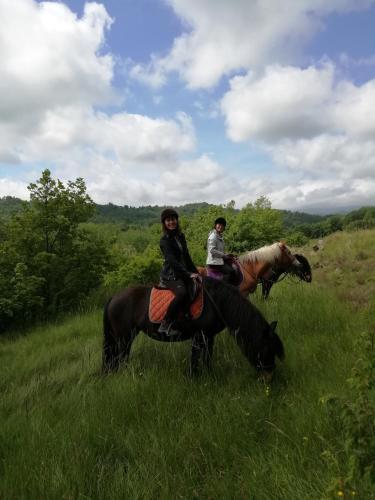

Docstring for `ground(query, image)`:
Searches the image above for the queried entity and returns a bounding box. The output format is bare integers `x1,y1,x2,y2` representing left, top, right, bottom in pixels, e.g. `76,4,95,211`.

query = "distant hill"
0,196,25,217
1,196,373,232
86,203,330,228
91,202,216,225
0,198,217,225
278,209,326,229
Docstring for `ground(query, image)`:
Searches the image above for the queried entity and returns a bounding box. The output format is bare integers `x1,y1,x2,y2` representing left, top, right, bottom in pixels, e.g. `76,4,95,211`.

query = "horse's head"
255,320,284,382
293,254,312,282
278,242,303,270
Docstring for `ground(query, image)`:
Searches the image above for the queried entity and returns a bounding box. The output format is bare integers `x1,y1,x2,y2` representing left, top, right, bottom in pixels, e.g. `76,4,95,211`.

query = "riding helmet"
161,208,179,223
214,217,227,227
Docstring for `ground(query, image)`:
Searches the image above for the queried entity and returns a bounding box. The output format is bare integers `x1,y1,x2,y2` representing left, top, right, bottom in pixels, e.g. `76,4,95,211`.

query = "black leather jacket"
160,232,198,281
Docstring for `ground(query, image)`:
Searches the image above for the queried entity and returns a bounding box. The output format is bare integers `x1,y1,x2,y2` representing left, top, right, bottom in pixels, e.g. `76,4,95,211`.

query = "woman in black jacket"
158,208,199,335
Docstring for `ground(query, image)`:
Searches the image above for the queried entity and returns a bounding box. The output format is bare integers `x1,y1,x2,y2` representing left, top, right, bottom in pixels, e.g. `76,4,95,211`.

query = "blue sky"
1,0,375,213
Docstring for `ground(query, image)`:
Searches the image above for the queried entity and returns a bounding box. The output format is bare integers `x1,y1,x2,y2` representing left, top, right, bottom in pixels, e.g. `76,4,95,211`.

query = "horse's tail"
102,298,118,373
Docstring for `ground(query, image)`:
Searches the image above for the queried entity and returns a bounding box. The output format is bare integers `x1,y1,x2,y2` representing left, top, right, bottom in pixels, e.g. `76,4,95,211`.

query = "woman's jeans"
163,279,189,322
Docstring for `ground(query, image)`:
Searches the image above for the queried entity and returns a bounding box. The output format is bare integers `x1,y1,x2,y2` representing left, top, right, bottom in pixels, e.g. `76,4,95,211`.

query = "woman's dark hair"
161,208,179,223
214,217,227,227
161,208,180,234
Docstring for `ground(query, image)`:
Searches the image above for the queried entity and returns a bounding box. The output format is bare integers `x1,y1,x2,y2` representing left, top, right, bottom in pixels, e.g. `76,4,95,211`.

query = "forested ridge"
3,193,374,233
0,196,333,228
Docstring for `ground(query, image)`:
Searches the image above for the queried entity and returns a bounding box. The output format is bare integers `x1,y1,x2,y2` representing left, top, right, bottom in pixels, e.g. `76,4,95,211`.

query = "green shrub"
323,331,375,498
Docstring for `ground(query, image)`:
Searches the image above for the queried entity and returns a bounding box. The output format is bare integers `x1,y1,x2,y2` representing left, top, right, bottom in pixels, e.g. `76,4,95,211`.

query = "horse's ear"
272,331,285,360
279,241,286,250
269,320,278,333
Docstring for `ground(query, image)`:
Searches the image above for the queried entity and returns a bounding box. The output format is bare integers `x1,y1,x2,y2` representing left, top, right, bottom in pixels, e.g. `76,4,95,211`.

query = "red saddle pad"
149,287,204,323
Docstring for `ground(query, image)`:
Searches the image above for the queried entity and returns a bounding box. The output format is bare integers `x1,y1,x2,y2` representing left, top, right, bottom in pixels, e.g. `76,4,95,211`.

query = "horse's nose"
258,370,274,384
293,257,303,268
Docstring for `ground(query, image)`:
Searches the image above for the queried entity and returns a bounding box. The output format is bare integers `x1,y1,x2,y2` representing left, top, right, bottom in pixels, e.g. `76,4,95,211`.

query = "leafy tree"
0,170,110,331
0,227,45,331
27,169,95,253
20,170,104,314
104,246,162,289
286,231,309,246
183,204,237,264
228,197,284,253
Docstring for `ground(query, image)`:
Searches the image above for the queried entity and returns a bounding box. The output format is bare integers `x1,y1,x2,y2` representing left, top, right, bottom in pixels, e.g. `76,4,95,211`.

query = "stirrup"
158,320,169,333
166,322,180,336
158,321,180,336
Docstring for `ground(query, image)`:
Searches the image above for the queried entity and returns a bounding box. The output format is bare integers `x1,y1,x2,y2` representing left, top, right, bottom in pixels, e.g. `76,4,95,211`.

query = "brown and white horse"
199,241,302,297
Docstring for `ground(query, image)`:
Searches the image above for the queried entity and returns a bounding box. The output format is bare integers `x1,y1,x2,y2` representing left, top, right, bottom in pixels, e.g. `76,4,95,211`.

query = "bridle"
256,352,275,372
261,252,311,288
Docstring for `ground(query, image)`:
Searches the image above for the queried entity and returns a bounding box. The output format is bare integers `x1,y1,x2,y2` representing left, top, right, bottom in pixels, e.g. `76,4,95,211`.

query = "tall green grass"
1,274,367,499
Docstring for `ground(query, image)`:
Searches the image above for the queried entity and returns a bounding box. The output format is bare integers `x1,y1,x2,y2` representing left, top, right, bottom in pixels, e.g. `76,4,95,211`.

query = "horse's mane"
203,277,267,331
239,242,282,266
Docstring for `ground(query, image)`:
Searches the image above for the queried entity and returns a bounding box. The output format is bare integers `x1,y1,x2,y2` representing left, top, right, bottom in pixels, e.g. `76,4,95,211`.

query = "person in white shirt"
206,217,235,283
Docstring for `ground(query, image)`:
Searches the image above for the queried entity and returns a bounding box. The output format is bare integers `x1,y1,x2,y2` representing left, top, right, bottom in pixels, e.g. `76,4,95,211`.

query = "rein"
274,272,288,283
203,282,230,331
262,267,307,287
262,271,288,286
202,282,273,371
238,259,258,282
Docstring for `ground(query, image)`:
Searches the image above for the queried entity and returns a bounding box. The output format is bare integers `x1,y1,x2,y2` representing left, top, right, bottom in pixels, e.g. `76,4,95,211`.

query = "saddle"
148,284,204,323
206,258,244,287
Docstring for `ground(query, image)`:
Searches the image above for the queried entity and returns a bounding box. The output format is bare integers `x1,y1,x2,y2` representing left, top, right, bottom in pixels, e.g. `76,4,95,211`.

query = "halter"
260,270,288,287
256,352,275,372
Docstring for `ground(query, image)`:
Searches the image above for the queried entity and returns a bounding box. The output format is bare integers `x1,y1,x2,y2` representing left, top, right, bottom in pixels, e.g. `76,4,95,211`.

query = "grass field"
1,230,374,499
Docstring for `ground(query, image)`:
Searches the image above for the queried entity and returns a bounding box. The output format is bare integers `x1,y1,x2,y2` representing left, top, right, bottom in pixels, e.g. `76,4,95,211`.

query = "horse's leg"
102,299,139,372
102,300,120,373
202,335,215,369
190,331,204,376
262,280,272,300
102,337,119,373
117,328,138,366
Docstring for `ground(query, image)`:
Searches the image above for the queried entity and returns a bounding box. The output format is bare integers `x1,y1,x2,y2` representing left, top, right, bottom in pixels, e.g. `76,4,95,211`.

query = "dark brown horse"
260,254,312,299
103,277,284,379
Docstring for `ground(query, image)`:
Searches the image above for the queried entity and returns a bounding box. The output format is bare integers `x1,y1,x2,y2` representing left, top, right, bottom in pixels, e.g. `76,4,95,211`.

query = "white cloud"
220,61,375,194
220,61,375,148
332,80,375,138
131,0,375,89
0,0,114,123
0,0,196,174
10,106,196,165
221,63,335,142
0,0,200,209
42,153,239,207
130,56,167,89
0,177,29,199
269,177,375,212
271,135,375,179
160,155,239,202
2,0,375,213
